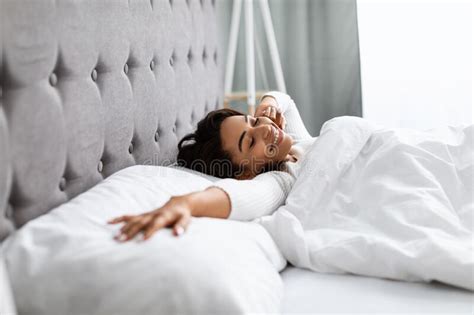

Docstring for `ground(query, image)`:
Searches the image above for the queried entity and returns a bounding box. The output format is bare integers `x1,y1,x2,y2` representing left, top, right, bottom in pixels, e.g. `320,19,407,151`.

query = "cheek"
279,136,292,156
283,135,292,148
254,144,269,160
248,144,273,163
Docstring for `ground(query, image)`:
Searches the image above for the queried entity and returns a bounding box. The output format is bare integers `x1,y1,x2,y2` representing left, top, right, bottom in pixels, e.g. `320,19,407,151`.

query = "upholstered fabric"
0,0,224,241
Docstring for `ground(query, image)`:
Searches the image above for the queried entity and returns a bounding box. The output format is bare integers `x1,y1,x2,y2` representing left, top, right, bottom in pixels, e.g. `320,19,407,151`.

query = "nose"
253,123,273,142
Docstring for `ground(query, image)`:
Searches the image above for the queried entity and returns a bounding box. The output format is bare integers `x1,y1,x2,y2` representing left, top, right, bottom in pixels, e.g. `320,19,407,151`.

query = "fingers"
258,107,268,117
255,103,272,117
281,116,287,130
143,214,173,240
275,112,286,130
261,106,277,120
270,106,277,120
108,215,133,224
112,214,150,241
254,107,264,118
111,201,193,243
262,107,275,120
118,216,143,234
118,215,153,241
173,213,191,237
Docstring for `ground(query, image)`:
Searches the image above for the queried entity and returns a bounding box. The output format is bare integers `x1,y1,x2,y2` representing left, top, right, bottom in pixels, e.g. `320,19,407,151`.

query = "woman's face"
220,115,293,178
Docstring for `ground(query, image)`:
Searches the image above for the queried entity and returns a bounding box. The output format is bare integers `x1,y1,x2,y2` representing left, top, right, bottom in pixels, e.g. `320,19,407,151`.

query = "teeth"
273,127,279,145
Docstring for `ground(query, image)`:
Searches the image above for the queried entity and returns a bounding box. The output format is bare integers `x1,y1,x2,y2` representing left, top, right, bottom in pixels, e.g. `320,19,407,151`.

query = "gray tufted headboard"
0,0,224,241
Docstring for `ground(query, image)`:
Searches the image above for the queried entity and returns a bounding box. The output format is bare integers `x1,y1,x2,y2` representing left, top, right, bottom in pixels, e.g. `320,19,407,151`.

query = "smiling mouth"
271,125,283,146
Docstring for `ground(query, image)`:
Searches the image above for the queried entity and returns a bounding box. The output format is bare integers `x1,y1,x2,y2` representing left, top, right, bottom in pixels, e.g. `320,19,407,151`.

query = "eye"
248,118,259,150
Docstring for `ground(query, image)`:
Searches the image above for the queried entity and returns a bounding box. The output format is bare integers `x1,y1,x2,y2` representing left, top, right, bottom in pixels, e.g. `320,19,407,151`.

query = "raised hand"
254,96,286,130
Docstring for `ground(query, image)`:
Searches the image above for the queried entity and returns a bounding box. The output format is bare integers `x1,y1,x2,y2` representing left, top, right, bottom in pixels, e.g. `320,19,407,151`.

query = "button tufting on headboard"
98,161,104,173
91,69,98,82
172,122,177,133
5,204,13,220
0,0,224,241
187,49,193,65
202,48,208,64
59,177,66,192
49,73,58,86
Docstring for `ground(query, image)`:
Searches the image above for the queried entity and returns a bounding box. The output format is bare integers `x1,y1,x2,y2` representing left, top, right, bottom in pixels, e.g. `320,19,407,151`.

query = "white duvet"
260,116,474,290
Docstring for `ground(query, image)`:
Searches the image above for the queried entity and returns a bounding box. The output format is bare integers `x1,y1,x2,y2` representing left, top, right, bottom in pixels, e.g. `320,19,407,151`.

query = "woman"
109,91,314,241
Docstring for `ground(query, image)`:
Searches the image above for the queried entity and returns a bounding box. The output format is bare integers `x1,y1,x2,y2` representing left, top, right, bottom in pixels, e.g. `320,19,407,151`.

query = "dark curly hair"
177,108,245,178
177,108,287,178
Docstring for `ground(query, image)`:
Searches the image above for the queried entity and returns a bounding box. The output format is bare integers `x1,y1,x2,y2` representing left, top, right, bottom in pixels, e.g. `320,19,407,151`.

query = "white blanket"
260,116,473,290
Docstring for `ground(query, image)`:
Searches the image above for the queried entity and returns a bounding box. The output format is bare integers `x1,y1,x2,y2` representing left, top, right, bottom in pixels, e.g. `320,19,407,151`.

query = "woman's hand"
254,96,286,130
108,187,231,243
108,195,193,242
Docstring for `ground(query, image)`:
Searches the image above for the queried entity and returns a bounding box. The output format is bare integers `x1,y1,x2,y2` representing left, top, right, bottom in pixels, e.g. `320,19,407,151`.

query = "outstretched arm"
108,187,230,242
108,171,294,242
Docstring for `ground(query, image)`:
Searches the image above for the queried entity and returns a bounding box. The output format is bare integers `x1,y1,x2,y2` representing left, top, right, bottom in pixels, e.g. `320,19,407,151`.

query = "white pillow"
1,166,286,315
168,163,221,182
0,256,16,315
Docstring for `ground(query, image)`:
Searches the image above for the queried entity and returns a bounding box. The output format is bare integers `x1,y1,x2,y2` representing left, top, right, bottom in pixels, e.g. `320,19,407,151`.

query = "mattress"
281,266,473,314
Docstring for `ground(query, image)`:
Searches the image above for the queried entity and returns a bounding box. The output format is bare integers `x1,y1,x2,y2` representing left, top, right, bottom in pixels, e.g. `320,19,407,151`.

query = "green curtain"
216,0,362,136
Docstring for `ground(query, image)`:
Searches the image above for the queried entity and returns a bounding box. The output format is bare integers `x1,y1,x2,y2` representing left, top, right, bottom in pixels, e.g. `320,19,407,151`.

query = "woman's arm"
108,171,294,241
108,187,230,242
211,171,294,221
188,187,230,218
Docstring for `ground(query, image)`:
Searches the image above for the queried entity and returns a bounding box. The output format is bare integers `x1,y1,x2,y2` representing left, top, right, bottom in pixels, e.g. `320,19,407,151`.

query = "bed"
281,267,473,313
0,0,472,314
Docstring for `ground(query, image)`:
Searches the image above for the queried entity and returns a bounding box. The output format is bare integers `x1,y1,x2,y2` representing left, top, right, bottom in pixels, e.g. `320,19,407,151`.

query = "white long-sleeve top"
212,91,316,221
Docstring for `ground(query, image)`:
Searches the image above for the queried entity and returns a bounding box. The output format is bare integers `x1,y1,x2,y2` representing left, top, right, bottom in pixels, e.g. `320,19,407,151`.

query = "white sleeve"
260,91,312,141
210,171,295,221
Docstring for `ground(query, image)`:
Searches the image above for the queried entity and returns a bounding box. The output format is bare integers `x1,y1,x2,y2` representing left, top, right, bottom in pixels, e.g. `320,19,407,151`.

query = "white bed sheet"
281,266,473,314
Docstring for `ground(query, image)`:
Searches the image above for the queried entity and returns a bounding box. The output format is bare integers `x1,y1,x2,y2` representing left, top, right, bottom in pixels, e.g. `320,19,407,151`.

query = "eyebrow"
238,115,249,153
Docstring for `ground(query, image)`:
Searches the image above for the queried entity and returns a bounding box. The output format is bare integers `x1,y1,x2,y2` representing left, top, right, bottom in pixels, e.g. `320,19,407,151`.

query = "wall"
358,0,473,130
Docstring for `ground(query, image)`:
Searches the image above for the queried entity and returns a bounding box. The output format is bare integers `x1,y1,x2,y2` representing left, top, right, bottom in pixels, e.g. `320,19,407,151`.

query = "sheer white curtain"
358,0,473,130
